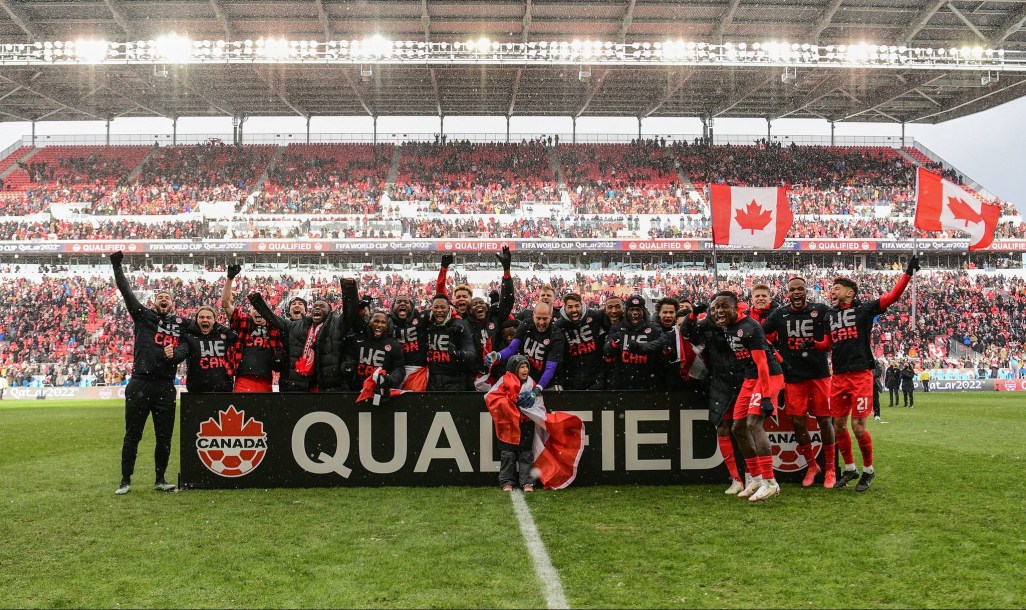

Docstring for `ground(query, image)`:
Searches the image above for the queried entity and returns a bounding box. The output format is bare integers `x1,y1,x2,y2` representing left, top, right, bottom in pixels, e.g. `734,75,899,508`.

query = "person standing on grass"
901,362,917,408
710,291,785,503
810,257,920,492
110,250,186,495
761,277,837,489
885,361,901,408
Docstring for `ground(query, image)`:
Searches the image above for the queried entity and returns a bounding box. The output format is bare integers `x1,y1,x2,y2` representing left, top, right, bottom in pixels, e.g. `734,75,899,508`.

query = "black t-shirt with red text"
174,325,238,393
512,322,566,384
825,299,884,374
555,309,607,380
722,315,783,379
390,310,428,367
236,321,275,378
114,266,189,382
762,303,831,381
343,331,406,390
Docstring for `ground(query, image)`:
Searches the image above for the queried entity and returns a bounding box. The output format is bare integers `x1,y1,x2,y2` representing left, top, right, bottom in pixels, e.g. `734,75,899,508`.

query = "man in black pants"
110,250,187,495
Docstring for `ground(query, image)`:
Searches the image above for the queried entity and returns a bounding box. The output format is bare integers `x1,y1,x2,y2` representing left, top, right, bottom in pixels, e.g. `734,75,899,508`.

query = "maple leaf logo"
735,200,773,234
947,196,983,227
199,405,265,437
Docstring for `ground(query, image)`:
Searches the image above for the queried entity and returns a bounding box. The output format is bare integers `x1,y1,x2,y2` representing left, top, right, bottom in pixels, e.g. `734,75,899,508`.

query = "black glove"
692,302,708,316
358,295,373,310
496,245,511,271
247,293,262,307
489,290,500,305
676,308,689,321
441,253,455,269
227,263,242,279
905,255,920,276
760,397,775,417
109,251,124,269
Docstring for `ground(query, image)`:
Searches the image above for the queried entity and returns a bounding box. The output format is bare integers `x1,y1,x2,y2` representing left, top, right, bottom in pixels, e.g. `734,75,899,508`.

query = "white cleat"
749,480,781,503
737,478,763,499
724,479,745,495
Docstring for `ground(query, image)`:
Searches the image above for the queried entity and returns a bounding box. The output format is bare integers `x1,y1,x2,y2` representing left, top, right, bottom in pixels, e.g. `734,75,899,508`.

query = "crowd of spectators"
1,268,1023,389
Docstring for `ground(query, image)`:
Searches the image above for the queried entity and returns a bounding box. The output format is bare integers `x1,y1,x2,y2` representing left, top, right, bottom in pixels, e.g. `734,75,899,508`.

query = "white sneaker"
115,482,130,495
737,477,763,498
749,480,781,503
724,479,745,495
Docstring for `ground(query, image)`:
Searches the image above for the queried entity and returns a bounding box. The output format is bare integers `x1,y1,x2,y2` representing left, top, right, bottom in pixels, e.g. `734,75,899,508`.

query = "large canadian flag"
914,167,1001,251
483,372,585,489
710,185,792,249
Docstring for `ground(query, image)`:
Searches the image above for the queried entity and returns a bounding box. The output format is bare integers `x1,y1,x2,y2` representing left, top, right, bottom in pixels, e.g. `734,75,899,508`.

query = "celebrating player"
762,277,836,488
813,256,920,491
221,263,285,392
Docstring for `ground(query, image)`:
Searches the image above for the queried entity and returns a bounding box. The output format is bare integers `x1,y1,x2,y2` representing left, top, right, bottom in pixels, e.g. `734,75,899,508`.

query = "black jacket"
342,329,406,391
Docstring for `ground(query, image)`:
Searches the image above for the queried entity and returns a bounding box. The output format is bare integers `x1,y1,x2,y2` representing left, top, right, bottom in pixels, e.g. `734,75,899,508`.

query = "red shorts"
734,374,785,420
830,370,874,418
234,375,272,393
785,378,831,418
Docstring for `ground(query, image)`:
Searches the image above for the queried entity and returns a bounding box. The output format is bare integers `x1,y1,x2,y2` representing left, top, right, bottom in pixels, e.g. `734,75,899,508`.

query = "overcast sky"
2,94,1023,211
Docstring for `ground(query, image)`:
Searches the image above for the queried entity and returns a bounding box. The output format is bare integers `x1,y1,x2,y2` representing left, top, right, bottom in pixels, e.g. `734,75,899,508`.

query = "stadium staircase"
250,145,286,194
124,146,158,183
0,147,39,179
385,146,402,184
547,146,565,188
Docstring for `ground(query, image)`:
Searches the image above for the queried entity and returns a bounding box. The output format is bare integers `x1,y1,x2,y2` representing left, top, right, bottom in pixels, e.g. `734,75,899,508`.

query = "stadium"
2,1,1026,608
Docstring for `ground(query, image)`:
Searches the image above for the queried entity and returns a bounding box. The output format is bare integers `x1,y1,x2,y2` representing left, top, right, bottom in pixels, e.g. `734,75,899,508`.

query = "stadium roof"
1,0,1026,125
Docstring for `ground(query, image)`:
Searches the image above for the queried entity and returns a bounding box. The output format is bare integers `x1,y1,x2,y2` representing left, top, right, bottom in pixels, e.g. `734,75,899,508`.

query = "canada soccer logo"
764,413,822,472
196,405,267,478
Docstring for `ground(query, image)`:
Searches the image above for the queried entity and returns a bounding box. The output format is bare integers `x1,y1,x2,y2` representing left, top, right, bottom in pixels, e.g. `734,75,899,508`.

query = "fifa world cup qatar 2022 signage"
180,391,821,489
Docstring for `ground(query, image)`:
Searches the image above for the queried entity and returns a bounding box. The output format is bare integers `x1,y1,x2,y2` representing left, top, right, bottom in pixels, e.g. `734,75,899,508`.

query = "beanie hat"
625,294,646,310
507,354,530,374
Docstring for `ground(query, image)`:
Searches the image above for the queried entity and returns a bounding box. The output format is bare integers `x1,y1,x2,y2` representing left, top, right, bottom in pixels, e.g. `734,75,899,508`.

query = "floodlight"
154,34,193,63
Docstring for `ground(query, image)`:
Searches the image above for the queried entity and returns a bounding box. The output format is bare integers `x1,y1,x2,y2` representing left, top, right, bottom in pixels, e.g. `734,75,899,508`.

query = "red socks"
718,436,741,482
744,457,760,480
759,455,775,481
856,431,874,468
823,442,837,473
797,443,817,470
836,427,854,466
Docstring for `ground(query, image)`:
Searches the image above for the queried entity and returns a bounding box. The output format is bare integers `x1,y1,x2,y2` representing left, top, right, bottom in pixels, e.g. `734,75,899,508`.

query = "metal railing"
908,141,994,199
0,140,24,161
8,132,921,148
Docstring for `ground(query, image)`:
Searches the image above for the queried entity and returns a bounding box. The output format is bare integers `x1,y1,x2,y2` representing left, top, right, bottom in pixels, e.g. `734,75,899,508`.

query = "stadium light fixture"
0,36,1021,71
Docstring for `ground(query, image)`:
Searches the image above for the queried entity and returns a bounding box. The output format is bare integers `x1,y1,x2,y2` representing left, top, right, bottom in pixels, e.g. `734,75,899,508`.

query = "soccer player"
603,296,624,327
812,257,920,492
221,263,285,392
166,306,238,393
109,250,185,495
435,253,472,318
762,277,836,488
517,284,559,321
389,294,430,390
604,295,665,390
248,278,360,392
488,301,566,394
425,294,476,391
464,247,516,386
710,291,785,502
342,310,406,394
555,292,608,390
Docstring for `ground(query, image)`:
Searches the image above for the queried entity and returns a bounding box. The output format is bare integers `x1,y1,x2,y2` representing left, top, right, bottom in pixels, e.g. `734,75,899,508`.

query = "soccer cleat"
154,480,176,492
724,479,745,495
823,469,837,489
833,469,860,489
855,471,875,492
748,480,781,503
802,463,821,488
501,484,514,491
874,415,881,421
115,482,131,495
737,478,762,499
522,484,534,492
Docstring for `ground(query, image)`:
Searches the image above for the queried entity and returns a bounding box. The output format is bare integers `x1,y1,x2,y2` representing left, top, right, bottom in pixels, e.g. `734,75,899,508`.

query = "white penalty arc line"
510,490,570,609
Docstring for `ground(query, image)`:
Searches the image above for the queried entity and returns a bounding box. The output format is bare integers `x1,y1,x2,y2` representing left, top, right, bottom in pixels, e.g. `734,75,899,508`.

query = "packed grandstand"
0,137,1023,390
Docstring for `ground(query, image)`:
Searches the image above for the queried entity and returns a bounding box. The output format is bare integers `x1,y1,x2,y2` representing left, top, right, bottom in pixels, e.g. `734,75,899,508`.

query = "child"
498,355,537,492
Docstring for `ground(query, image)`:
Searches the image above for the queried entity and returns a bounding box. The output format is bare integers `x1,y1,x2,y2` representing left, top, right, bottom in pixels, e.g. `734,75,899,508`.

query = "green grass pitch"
1,393,1024,608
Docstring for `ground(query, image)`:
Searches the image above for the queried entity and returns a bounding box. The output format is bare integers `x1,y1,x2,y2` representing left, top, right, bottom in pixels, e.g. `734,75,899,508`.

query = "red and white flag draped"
400,365,428,392
672,325,708,380
483,372,585,490
356,367,409,405
914,167,1001,251
710,184,793,249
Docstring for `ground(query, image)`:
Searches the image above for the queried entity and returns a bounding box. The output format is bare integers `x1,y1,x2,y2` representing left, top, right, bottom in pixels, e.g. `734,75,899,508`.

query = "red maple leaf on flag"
199,405,264,437
735,200,773,234
947,196,983,227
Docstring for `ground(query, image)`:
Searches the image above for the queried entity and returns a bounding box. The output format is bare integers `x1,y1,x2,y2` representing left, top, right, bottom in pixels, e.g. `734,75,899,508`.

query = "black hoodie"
603,310,664,390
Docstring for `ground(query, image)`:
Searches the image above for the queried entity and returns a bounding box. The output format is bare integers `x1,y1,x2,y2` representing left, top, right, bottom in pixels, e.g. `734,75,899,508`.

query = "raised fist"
692,302,709,316
109,251,124,268
496,245,512,270
441,253,455,268
227,263,242,279
247,293,262,306
905,256,921,276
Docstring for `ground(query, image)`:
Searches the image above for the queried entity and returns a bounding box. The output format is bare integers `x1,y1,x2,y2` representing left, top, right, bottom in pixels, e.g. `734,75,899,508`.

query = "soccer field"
1,393,1023,608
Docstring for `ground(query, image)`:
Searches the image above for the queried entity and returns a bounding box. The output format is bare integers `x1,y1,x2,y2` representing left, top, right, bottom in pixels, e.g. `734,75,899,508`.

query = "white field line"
510,490,570,609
